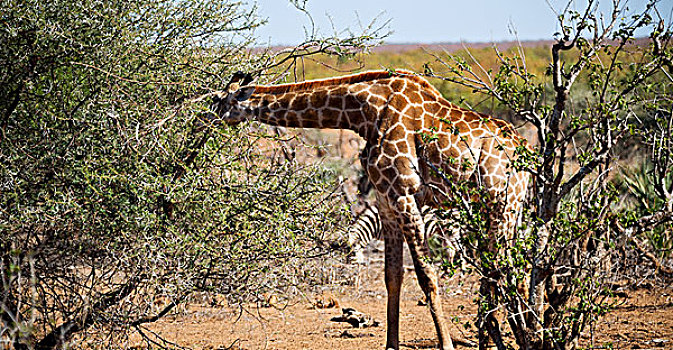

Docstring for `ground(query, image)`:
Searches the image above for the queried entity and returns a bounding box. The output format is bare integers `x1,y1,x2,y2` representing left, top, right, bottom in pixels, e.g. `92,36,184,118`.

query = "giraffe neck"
240,84,371,138
235,70,430,139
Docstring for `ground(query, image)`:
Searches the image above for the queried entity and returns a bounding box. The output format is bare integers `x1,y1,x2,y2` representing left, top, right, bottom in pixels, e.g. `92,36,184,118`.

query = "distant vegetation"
294,40,653,121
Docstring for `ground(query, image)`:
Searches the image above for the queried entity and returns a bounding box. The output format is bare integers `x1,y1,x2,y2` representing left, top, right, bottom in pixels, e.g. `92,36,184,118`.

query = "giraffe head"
211,72,256,125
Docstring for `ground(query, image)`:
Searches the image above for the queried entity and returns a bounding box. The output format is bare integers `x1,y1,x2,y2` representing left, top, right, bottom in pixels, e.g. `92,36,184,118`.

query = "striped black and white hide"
345,203,463,268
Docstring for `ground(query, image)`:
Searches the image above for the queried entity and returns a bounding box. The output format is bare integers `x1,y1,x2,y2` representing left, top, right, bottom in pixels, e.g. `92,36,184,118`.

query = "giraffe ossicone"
213,69,530,350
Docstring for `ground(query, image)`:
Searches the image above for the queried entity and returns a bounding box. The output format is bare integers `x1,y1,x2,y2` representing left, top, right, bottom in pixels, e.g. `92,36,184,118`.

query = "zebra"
345,203,464,269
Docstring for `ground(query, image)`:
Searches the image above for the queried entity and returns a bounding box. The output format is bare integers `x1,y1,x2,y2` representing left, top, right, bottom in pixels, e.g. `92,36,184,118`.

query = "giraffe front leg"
395,197,454,350
383,225,404,350
407,233,455,350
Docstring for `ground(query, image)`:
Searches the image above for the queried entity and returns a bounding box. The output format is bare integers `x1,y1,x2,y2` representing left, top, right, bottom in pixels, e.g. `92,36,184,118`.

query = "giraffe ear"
241,73,254,86
234,86,255,101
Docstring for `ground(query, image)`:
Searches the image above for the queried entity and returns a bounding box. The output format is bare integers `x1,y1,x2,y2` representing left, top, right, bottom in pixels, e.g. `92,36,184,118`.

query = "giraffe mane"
253,69,441,96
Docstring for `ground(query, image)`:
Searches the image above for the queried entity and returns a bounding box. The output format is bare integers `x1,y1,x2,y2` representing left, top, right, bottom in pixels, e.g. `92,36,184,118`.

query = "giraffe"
211,69,530,350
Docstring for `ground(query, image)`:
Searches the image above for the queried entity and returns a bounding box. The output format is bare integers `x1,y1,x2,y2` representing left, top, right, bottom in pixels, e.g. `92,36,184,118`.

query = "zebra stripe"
345,204,462,266
344,204,379,264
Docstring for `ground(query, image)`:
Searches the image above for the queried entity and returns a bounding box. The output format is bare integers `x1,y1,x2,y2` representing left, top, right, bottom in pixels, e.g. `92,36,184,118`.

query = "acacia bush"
0,0,384,348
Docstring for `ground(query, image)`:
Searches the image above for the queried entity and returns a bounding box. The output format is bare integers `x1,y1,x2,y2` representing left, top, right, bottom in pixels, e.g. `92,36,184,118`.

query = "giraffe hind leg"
478,199,515,350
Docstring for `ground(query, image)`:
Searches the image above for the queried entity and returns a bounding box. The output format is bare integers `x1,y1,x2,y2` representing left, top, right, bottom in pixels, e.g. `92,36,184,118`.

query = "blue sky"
253,0,673,45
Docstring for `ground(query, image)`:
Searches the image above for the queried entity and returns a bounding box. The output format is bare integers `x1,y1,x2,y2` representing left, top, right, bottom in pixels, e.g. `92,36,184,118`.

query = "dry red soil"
128,258,673,350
